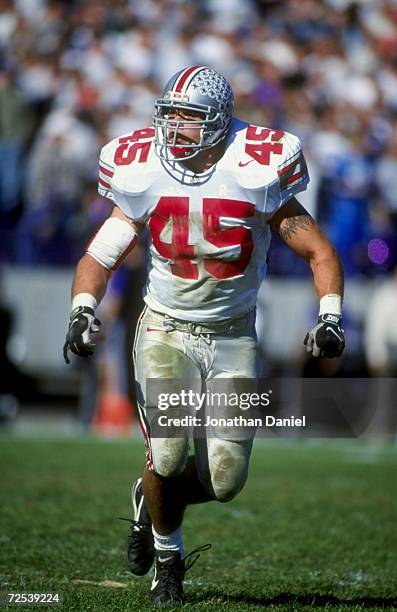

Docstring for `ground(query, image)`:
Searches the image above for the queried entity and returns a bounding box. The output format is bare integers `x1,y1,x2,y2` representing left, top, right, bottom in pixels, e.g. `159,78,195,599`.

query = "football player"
64,66,345,605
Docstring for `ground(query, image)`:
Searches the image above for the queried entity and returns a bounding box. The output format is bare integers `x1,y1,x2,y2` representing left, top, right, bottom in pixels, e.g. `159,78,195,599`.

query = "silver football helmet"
153,66,234,162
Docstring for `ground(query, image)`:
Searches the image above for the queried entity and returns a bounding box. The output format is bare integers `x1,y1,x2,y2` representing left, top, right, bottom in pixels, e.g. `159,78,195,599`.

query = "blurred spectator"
0,69,32,214
375,130,397,232
15,110,99,264
319,130,375,276
364,266,397,376
364,266,397,440
0,275,37,408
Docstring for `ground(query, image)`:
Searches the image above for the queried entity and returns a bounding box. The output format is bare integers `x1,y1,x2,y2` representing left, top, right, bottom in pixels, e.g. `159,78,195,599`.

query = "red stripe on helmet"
174,65,204,93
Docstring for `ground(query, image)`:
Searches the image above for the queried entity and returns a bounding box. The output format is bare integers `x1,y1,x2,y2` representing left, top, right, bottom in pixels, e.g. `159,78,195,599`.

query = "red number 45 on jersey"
149,197,255,280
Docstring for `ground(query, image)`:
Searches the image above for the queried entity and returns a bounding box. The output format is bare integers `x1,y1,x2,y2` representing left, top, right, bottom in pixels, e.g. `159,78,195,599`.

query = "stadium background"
0,2,397,610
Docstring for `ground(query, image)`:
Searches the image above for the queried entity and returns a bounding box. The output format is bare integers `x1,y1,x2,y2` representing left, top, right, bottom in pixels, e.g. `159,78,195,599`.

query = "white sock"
152,526,185,559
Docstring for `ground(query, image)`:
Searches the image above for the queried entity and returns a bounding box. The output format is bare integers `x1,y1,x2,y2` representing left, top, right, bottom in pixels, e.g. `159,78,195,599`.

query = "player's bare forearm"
308,242,343,300
269,197,344,299
71,254,111,304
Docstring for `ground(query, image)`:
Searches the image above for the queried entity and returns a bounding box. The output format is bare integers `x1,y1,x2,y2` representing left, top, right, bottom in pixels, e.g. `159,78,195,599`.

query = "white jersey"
98,119,309,322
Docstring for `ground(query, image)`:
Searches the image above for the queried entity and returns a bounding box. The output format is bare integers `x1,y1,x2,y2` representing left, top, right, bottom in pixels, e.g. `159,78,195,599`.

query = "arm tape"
86,217,138,271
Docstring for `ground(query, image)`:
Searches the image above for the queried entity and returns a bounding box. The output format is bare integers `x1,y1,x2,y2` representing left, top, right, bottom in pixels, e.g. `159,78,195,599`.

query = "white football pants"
133,306,258,502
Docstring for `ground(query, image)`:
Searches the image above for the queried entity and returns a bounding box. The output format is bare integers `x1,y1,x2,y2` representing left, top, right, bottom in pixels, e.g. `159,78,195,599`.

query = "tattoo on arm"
277,214,314,242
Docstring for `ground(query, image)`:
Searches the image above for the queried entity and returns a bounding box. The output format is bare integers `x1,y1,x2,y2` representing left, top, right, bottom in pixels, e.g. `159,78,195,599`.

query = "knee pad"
210,463,246,502
208,440,251,502
151,438,189,478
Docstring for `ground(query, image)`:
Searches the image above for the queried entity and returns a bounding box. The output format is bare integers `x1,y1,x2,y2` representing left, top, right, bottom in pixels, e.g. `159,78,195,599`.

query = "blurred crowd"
1,0,397,275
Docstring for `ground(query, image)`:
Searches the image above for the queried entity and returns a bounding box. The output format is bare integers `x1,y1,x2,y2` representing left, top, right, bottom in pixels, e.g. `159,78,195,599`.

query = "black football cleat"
150,544,211,606
120,478,155,576
150,550,184,606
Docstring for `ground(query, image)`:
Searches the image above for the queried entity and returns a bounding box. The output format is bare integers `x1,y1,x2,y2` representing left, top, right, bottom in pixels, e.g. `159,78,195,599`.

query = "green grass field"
0,436,396,611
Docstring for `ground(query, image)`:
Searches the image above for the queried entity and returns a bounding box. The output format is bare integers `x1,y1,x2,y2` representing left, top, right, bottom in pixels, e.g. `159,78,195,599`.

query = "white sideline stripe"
72,579,127,588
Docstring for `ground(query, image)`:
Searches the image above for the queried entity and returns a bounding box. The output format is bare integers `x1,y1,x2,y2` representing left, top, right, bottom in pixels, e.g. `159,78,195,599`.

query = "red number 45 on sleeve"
245,125,284,166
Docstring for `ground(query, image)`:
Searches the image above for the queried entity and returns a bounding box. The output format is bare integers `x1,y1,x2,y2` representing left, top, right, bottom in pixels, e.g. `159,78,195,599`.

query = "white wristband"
319,294,342,316
72,293,98,311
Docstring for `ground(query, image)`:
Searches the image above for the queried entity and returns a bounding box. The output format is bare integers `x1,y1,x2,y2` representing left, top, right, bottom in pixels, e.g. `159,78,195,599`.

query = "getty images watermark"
147,377,396,439
151,386,306,431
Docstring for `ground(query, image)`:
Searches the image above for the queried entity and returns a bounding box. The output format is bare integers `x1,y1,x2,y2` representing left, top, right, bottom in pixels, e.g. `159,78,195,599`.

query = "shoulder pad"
221,121,287,190
98,128,159,220
222,122,309,213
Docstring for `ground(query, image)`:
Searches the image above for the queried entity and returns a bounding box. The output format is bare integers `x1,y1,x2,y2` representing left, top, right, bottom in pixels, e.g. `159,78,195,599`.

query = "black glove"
63,306,101,364
304,313,345,358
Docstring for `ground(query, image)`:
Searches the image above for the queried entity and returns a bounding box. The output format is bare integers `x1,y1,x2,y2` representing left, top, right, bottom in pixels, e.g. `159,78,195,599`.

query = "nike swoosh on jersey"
146,327,163,332
238,160,254,167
